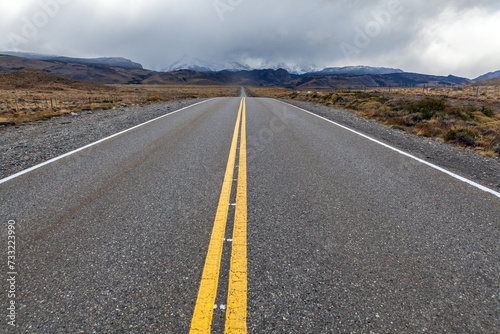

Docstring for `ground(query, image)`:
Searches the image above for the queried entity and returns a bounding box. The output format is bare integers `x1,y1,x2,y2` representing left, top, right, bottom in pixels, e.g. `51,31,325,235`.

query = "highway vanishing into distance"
1,90,499,333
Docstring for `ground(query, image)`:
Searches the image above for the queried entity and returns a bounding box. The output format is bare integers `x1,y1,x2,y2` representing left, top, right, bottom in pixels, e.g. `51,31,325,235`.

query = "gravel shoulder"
0,99,208,179
280,99,500,192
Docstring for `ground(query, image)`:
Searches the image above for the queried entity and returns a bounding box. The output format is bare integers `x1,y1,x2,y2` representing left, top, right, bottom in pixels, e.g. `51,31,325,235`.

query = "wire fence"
0,93,167,117
369,85,499,101
0,95,127,114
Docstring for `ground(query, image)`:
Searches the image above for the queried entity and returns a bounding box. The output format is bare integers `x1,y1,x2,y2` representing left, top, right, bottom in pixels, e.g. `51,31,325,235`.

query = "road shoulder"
280,99,500,191
0,99,208,179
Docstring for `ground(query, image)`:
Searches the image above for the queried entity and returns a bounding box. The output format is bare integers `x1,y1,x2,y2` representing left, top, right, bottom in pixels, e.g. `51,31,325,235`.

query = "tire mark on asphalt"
28,102,225,245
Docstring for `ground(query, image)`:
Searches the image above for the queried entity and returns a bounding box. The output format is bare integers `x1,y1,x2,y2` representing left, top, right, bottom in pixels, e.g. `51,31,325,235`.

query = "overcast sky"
0,0,499,78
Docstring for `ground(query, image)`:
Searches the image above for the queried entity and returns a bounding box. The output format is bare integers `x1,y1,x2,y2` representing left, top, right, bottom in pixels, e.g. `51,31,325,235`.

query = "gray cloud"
0,0,498,78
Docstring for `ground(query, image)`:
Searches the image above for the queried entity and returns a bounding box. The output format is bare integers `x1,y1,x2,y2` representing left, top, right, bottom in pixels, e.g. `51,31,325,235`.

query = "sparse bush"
378,96,389,104
481,106,495,117
414,119,450,138
333,96,345,103
405,97,448,120
146,96,164,102
353,91,376,99
494,144,500,155
444,128,479,146
321,92,335,100
456,132,478,146
99,103,114,110
450,105,477,121
359,101,383,110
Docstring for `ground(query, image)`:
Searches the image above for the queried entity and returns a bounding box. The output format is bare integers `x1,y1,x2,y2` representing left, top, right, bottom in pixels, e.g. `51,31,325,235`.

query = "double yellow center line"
190,98,247,333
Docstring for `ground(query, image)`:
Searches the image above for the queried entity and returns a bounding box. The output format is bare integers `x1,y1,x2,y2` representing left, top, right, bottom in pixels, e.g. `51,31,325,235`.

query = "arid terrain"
0,69,239,123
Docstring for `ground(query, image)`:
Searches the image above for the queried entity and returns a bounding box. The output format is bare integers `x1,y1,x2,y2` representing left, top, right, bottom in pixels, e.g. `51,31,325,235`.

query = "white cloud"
415,7,500,77
0,0,498,78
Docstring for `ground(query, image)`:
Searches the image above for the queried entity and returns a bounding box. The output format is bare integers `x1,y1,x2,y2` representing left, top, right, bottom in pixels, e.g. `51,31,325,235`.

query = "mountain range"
163,58,406,76
0,52,496,89
309,66,404,76
0,51,143,70
163,58,319,74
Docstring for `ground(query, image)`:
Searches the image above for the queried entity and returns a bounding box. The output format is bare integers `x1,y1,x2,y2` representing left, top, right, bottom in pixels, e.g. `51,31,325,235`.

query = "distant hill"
143,69,295,86
0,51,143,69
0,55,153,84
474,70,500,82
222,68,296,86
143,70,232,85
308,66,404,76
285,72,473,90
473,77,500,86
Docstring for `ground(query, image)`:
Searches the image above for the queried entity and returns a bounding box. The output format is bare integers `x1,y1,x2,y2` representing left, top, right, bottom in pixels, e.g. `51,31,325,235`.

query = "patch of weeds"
98,103,114,110
146,96,164,102
451,105,477,121
333,96,345,103
405,97,448,120
321,92,335,100
378,96,389,104
414,119,450,138
494,144,500,155
480,106,495,117
358,101,383,110
353,91,376,99
384,115,407,129
444,128,480,146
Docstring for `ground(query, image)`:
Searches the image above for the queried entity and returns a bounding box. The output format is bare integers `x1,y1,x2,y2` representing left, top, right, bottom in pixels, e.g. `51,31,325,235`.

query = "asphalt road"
1,91,499,333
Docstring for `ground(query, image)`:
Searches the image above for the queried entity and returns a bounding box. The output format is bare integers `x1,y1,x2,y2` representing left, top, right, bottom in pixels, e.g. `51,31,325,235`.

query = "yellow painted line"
190,98,244,334
225,98,248,333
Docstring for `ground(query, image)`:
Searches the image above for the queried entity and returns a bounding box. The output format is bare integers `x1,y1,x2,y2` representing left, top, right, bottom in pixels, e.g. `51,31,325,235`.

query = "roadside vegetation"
248,87,500,157
0,70,239,124
0,85,239,124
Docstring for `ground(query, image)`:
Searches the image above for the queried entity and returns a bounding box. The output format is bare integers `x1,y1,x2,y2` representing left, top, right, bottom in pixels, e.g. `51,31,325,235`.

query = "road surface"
1,91,499,333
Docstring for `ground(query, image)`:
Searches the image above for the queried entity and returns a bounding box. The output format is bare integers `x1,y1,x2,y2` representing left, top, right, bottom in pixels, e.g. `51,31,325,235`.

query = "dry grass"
248,87,500,157
0,71,239,124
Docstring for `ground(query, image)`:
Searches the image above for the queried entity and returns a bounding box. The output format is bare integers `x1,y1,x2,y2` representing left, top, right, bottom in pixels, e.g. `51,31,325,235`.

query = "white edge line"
0,98,218,185
278,100,500,199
